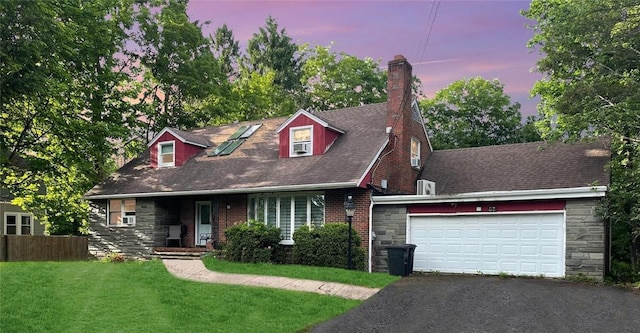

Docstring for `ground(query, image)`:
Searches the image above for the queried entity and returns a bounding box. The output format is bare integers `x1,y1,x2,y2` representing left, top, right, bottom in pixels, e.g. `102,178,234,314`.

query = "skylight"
209,124,262,157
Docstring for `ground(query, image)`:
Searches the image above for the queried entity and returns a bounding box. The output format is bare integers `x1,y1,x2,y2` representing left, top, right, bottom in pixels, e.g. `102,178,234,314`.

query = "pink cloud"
186,0,541,117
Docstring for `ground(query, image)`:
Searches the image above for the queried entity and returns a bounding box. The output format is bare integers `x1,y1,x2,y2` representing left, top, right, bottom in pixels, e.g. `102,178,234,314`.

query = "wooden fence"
0,235,88,261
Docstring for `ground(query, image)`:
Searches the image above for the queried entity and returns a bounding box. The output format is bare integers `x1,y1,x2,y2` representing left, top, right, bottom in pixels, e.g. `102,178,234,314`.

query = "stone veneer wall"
89,198,176,259
371,199,606,280
371,204,407,272
565,199,606,280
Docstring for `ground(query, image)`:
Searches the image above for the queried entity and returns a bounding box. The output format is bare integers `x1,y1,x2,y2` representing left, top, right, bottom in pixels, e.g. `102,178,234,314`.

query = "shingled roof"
421,139,611,195
86,103,390,198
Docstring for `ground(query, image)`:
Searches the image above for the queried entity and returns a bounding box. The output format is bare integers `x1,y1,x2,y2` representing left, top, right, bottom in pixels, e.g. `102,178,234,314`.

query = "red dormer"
276,109,345,158
149,128,210,168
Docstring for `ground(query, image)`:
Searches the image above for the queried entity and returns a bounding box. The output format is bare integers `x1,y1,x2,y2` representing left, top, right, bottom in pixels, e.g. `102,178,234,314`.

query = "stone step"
156,254,203,260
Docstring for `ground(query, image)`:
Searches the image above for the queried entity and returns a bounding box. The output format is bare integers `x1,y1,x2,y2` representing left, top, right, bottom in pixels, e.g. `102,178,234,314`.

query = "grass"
201,255,401,288
0,260,363,333
564,273,600,284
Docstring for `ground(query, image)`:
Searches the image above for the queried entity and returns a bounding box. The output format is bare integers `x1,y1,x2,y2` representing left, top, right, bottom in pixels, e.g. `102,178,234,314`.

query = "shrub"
102,252,126,263
223,220,282,263
608,261,640,283
293,223,366,271
291,226,319,265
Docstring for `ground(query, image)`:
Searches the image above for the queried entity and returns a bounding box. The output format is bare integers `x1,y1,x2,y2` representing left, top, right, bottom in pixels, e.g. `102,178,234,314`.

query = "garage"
408,212,565,277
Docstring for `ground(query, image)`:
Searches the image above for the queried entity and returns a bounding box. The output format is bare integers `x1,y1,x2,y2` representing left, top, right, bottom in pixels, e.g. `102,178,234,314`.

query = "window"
108,199,136,226
209,124,262,157
4,213,33,235
158,141,175,167
248,193,324,244
290,126,313,156
411,137,421,168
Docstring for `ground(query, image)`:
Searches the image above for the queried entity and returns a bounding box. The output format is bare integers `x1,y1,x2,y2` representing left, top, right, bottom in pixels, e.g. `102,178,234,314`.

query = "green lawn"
202,255,400,288
0,260,363,333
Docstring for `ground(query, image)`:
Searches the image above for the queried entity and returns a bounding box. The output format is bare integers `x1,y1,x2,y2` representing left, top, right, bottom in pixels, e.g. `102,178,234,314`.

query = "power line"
417,0,441,63
416,0,436,60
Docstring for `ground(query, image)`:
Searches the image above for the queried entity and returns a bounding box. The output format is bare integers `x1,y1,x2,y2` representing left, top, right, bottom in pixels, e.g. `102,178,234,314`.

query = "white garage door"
408,213,565,277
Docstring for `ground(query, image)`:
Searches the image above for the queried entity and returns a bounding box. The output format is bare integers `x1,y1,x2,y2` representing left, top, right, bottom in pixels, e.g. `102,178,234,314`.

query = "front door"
195,201,212,246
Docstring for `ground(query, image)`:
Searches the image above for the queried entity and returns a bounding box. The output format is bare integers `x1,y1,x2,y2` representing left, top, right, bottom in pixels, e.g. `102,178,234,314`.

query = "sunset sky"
187,0,542,118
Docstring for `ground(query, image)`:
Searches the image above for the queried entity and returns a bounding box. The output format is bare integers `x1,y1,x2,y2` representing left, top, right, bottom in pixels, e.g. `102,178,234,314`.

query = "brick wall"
370,55,428,195
218,195,248,243
565,199,606,280
88,189,376,261
179,198,196,246
325,188,371,251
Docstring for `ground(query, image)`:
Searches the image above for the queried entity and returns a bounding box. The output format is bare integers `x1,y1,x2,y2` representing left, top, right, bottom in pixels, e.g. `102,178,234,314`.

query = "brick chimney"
386,55,413,129
384,55,420,194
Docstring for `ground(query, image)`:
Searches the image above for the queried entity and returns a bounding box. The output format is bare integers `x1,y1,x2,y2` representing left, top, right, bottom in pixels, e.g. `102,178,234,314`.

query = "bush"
293,223,366,271
102,252,126,263
223,220,283,263
608,261,640,283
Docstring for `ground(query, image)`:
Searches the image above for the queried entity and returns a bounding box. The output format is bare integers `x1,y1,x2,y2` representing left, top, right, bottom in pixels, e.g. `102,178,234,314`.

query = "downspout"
368,191,374,273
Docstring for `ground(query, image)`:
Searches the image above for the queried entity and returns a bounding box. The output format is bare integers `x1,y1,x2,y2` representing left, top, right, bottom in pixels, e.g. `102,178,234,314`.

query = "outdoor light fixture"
345,196,356,218
344,195,356,270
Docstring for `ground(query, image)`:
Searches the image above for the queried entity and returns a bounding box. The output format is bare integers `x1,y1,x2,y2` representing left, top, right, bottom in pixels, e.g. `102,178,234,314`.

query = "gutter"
370,186,608,205
85,181,359,200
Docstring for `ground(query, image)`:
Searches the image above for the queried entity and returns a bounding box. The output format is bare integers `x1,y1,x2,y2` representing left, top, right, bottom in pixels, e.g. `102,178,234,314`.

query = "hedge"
223,220,283,263
292,223,366,270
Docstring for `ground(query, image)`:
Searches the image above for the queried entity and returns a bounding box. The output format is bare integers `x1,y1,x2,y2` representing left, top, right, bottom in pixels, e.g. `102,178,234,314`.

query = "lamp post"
344,195,356,270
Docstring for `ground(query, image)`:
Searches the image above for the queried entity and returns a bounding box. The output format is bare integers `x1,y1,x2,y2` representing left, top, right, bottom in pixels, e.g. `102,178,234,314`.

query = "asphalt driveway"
311,274,640,333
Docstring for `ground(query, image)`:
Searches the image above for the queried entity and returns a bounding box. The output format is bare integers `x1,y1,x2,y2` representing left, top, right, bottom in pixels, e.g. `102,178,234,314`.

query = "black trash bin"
386,244,417,276
407,244,416,273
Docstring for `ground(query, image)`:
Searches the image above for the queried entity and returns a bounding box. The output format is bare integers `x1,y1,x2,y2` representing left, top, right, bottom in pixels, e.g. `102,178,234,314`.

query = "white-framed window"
411,137,421,168
289,126,313,156
108,199,136,226
158,141,175,167
248,192,324,244
3,212,33,235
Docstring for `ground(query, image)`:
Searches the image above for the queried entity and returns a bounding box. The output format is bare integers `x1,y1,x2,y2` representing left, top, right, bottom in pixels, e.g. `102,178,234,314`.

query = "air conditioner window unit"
123,216,136,225
411,157,421,167
293,142,310,154
417,179,436,196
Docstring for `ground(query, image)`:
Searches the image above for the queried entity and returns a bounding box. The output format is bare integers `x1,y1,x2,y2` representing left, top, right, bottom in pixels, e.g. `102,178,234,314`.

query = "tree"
211,24,240,79
523,0,640,273
0,0,140,234
135,0,223,141
523,0,639,142
1,0,224,234
301,45,387,111
520,115,543,143
420,77,528,150
244,16,303,93
197,68,297,126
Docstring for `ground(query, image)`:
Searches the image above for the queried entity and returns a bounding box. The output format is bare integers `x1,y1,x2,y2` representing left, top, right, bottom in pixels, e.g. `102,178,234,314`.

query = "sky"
187,0,542,118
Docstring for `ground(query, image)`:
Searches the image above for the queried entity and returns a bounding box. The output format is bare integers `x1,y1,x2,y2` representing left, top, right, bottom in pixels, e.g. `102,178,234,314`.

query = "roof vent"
417,180,435,196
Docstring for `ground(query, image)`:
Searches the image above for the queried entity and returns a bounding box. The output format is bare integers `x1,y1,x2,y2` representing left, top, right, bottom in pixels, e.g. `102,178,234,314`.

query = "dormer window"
411,137,421,168
158,141,175,167
290,126,313,156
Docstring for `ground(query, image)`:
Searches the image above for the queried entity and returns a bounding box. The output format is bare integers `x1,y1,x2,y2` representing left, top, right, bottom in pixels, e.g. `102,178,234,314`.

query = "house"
84,55,431,262
1,152,45,238
372,140,610,279
1,188,44,237
85,54,611,279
